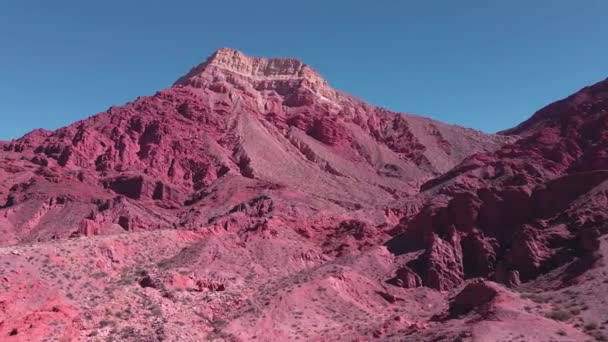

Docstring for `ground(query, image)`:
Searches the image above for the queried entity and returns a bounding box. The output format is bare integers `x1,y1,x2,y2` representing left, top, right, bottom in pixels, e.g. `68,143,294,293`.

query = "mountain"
0,49,604,341
0,48,509,245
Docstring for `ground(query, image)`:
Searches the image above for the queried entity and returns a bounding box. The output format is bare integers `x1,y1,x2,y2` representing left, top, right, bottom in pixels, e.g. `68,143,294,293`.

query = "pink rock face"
421,231,464,291
0,49,606,341
387,79,608,296
448,280,500,317
0,48,508,246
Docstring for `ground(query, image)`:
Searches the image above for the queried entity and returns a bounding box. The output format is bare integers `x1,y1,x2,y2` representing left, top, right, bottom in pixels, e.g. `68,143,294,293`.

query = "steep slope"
388,78,608,287
2,49,606,342
0,48,508,246
385,78,608,340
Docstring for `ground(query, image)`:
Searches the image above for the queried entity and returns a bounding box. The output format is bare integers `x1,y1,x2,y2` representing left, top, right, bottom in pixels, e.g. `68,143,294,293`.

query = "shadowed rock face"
0,50,606,341
448,280,500,317
388,78,608,292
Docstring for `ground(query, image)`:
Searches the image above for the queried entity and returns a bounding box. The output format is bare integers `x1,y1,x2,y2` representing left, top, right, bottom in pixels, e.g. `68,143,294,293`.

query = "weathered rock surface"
0,48,510,247
387,78,608,299
0,49,607,341
448,280,500,317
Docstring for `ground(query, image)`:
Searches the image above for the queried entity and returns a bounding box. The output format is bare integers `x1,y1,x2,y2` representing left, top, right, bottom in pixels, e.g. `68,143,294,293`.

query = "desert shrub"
99,319,115,328
546,309,571,321
149,304,162,316
524,293,550,303
585,321,598,330
91,272,108,279
119,326,137,339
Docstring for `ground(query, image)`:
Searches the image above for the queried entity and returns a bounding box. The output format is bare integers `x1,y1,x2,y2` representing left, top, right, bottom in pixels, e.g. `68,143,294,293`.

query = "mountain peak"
174,48,329,93
206,47,308,76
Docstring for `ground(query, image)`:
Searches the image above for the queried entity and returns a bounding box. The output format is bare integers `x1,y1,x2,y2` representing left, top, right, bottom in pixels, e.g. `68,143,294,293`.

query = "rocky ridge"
0,49,606,341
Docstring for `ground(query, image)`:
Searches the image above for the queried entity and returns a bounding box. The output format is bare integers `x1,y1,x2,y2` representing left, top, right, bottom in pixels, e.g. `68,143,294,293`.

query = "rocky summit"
0,49,607,341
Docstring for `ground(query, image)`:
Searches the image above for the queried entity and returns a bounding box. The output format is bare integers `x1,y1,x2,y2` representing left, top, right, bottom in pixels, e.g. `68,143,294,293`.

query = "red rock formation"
388,78,608,293
387,266,423,288
0,49,606,341
0,48,507,247
420,230,464,290
448,280,500,317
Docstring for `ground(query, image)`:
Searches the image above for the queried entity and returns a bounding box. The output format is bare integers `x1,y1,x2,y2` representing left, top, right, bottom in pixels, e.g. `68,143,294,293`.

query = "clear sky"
1,1,607,139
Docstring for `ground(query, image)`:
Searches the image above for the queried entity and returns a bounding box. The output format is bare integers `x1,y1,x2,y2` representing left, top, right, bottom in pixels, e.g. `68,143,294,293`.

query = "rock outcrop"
0,48,508,246
448,280,500,317
1,49,607,342
388,78,608,291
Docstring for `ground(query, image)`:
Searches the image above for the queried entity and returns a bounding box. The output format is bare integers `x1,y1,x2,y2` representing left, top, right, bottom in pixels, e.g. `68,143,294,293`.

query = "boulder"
449,280,500,317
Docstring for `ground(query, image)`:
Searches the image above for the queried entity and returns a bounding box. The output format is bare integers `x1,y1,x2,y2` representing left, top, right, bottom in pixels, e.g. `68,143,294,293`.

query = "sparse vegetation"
99,319,115,328
119,326,138,339
115,307,132,320
545,308,571,321
149,304,162,317
91,272,108,279
207,319,232,341
584,321,598,331
523,293,550,304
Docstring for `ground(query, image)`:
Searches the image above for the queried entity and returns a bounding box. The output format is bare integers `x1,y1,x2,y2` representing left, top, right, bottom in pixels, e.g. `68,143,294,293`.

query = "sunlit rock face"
1,49,605,342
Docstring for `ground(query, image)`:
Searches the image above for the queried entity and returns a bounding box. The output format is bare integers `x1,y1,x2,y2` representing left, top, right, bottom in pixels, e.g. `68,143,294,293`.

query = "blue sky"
1,1,606,139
